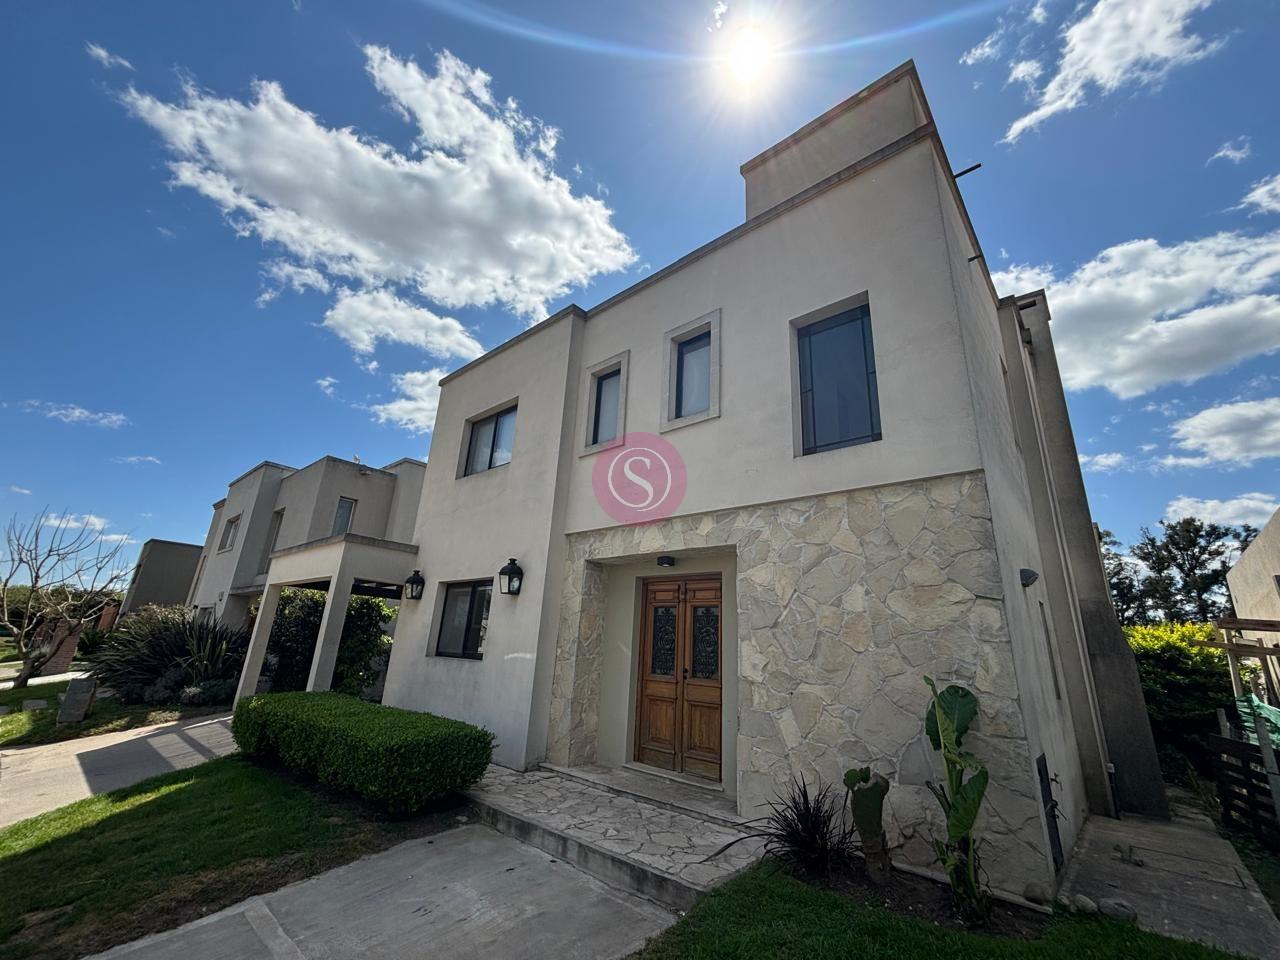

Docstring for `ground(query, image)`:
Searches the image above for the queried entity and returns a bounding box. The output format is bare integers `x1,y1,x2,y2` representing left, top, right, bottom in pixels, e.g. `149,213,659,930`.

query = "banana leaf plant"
923,676,990,923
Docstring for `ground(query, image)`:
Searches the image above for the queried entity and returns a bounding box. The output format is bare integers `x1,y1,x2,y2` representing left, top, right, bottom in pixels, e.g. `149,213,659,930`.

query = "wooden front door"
635,576,722,781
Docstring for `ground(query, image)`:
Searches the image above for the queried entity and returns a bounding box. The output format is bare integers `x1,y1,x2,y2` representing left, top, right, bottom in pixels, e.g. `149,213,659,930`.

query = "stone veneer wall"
547,470,1052,894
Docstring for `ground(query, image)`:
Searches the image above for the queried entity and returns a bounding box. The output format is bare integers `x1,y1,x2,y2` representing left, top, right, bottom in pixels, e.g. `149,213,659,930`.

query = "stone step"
539,762,747,830
467,766,761,912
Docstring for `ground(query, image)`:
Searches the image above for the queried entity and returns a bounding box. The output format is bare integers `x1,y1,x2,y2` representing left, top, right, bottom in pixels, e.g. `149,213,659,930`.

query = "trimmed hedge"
232,692,494,812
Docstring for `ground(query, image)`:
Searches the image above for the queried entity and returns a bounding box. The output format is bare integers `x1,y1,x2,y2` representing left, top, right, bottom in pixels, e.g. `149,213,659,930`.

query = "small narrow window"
797,304,880,455
465,406,518,475
259,509,285,573
436,580,492,659
675,331,712,419
592,368,621,445
332,497,356,536
218,515,241,552
1039,601,1062,700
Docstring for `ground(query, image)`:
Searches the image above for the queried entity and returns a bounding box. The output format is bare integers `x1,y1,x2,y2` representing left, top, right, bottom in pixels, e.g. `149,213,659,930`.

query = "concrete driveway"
90,824,675,960
0,713,236,827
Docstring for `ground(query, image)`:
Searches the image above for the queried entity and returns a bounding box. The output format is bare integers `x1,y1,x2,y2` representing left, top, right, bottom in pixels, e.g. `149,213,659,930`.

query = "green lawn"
0,683,222,748
633,866,1238,960
0,640,18,664
0,755,461,960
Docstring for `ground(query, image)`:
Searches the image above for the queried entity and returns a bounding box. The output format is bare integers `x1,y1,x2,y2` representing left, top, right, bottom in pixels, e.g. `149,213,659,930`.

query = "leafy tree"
1099,529,1149,626
260,588,394,697
1131,517,1238,622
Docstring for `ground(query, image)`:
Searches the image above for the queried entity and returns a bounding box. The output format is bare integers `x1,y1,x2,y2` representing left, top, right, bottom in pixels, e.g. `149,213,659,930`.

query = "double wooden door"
634,576,722,781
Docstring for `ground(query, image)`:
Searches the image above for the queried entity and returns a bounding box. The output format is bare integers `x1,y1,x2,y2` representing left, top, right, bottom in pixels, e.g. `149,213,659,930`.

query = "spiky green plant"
923,676,989,923
844,766,891,884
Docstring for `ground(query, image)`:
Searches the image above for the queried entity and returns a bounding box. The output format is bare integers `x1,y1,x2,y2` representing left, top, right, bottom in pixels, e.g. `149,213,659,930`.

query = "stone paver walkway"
90,824,674,960
0,713,235,827
1062,791,1280,959
469,765,760,907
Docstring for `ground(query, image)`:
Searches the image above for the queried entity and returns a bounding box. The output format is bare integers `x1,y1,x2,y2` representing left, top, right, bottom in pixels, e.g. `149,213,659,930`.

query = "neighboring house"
234,60,1163,898
118,539,203,617
1228,508,1280,627
191,456,426,687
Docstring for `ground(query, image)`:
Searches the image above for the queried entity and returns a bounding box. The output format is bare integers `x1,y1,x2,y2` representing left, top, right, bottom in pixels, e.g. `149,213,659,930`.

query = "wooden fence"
1212,732,1280,849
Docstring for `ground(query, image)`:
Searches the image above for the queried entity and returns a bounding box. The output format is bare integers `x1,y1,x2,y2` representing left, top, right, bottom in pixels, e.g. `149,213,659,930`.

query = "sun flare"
720,21,780,94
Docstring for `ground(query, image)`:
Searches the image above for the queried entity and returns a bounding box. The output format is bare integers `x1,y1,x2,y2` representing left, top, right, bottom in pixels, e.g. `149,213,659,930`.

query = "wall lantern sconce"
498,558,524,596
656,555,677,568
1019,568,1040,589
404,570,426,601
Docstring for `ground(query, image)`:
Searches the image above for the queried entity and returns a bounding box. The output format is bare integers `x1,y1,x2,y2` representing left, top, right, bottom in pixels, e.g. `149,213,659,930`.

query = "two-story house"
191,454,425,689
233,61,1163,898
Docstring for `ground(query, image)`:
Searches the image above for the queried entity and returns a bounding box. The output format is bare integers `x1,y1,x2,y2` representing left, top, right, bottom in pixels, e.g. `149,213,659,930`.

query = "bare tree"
0,511,130,688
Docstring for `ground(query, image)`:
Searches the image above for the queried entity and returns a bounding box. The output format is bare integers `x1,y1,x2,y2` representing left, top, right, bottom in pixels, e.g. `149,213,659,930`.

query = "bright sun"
721,22,779,93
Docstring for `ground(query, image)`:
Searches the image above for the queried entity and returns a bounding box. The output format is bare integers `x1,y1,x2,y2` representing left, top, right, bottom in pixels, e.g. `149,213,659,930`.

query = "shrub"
260,589,394,697
844,766,891,884
722,777,852,877
232,691,494,812
83,606,248,705
1126,622,1238,775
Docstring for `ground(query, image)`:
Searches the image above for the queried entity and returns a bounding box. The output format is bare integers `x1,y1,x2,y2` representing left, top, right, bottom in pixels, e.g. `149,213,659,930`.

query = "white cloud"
321,288,484,359
257,260,331,305
21,401,128,428
961,31,1003,66
101,533,139,545
1207,135,1251,166
1004,0,1223,143
993,230,1280,398
316,376,338,397
709,1,729,30
85,42,134,71
1008,59,1044,88
123,46,635,333
111,455,162,465
1028,0,1050,25
1239,173,1280,217
1078,451,1130,471
9,485,32,495
1165,493,1279,527
1170,397,1280,466
370,369,447,434
1139,443,1157,452
45,513,110,531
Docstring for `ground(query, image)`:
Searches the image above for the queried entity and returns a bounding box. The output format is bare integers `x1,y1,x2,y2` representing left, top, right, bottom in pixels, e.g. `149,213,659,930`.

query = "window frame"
258,508,285,574
463,404,518,476
332,497,357,537
217,514,241,553
660,309,721,433
434,579,492,660
581,351,629,455
789,296,881,457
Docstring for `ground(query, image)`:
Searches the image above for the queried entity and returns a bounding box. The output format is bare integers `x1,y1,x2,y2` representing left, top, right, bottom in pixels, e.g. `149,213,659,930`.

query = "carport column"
235,584,282,703
306,560,353,692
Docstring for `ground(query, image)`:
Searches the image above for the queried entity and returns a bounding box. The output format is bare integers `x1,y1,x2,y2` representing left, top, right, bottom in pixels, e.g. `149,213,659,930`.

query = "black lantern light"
404,569,426,600
498,558,524,595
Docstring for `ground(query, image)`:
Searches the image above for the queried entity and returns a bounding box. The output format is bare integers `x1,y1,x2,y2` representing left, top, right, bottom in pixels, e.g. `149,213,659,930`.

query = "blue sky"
3,0,1278,563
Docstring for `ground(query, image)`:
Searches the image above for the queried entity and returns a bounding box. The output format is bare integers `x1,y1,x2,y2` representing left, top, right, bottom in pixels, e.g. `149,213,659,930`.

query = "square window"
797,303,880,455
592,368,621,445
332,497,356,536
436,580,492,659
464,406,518,475
218,515,241,552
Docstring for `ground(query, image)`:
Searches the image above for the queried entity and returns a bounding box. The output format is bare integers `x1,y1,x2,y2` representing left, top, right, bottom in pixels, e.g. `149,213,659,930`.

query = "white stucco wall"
1229,510,1280,630
382,312,583,768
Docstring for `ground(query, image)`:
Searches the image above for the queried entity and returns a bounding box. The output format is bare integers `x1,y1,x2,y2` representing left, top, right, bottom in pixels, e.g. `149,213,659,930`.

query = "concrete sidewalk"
90,824,675,960
0,713,236,827
1062,792,1280,959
